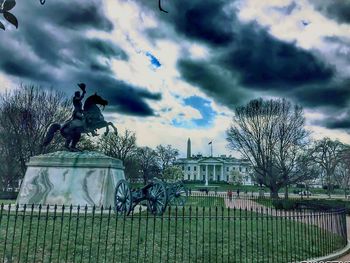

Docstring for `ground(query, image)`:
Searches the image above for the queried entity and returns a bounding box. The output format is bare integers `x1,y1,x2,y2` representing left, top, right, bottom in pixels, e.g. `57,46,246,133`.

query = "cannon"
114,179,188,215
166,181,188,206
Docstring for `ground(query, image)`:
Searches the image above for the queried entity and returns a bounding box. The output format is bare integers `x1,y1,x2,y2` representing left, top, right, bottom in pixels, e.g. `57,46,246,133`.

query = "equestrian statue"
42,83,118,151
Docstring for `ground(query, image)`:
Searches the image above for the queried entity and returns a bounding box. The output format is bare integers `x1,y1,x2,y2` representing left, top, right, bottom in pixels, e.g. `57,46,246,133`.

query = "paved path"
226,199,350,261
225,198,346,236
332,216,350,261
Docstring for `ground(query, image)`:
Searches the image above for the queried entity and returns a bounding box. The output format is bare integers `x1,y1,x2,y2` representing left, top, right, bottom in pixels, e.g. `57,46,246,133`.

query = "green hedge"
0,191,18,200
272,199,299,210
272,198,350,214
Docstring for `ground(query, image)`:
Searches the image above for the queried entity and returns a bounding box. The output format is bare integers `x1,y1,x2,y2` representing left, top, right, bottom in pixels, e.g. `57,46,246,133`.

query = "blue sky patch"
172,96,217,128
146,52,161,69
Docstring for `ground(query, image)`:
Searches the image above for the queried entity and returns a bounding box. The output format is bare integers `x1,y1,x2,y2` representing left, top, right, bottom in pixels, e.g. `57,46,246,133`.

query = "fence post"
41,204,50,262
10,203,19,261
48,204,57,263
80,205,88,263
209,206,212,262
104,206,112,263
57,204,65,263
65,204,73,263
188,206,192,262
2,204,11,263
73,205,80,261
33,204,42,261
195,206,199,262
128,207,134,263
174,206,178,263
151,208,156,263
96,205,104,262
144,205,149,262
24,203,35,263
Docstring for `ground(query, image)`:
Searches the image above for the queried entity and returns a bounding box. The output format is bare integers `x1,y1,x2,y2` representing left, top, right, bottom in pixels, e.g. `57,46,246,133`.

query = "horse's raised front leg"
104,123,110,136
107,122,118,135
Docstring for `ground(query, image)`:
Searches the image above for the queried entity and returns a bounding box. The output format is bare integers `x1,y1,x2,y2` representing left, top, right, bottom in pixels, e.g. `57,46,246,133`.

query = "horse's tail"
42,123,61,147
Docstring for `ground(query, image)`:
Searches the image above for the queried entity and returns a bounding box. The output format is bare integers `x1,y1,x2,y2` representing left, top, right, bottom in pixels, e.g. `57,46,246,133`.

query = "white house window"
188,166,191,171
188,174,190,180
182,166,184,171
203,167,206,171
226,167,229,172
194,166,197,171
239,167,242,172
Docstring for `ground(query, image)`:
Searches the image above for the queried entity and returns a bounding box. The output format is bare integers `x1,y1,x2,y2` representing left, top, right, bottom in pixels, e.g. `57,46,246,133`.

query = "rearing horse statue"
42,93,118,151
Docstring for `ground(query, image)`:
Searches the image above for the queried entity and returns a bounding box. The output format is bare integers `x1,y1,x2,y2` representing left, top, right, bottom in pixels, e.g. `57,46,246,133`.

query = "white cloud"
107,111,239,158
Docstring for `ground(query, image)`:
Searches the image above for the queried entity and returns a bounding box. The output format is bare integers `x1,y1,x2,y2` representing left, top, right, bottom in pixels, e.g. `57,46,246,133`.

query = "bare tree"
273,100,312,198
0,85,70,189
334,145,350,198
226,98,310,198
309,138,344,197
98,130,137,162
135,147,160,184
123,157,142,183
155,144,179,174
162,166,183,182
78,135,98,151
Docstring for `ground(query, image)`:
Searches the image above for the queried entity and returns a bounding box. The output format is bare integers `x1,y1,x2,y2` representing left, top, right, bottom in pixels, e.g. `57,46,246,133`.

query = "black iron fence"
0,201,347,263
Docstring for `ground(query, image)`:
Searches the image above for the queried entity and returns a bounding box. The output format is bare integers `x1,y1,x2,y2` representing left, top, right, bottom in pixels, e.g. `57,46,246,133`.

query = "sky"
0,0,349,157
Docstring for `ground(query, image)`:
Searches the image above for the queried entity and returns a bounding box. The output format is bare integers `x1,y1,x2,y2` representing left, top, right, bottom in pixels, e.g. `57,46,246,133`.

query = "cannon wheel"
147,181,167,215
169,183,188,206
114,179,132,215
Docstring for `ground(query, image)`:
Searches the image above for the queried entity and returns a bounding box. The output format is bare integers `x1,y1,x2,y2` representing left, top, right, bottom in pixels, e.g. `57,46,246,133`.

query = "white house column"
221,164,224,181
205,164,208,186
213,165,216,181
197,165,200,180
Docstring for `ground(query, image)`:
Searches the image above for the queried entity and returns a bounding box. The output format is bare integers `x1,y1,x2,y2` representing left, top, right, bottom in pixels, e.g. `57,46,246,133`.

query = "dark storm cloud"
310,0,350,24
218,26,334,88
168,1,235,47
137,0,235,47
0,0,159,116
323,117,350,129
314,106,350,130
43,1,113,31
139,0,334,94
87,39,129,60
177,59,248,107
2,60,49,81
0,37,52,81
290,82,350,109
136,0,349,129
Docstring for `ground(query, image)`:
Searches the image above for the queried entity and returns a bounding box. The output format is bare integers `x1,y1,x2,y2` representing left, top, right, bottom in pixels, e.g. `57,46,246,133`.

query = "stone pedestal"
16,151,125,208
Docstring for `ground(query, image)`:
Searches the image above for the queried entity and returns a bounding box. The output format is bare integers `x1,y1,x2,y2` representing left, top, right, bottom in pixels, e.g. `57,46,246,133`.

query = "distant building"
175,138,253,185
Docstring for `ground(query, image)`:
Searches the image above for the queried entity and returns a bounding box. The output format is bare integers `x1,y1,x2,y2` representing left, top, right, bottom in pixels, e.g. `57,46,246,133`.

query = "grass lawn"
185,195,226,207
0,200,16,205
0,205,344,263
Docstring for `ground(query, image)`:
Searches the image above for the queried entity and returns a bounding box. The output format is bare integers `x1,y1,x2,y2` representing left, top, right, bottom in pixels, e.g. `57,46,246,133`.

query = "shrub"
0,191,18,200
272,199,298,210
272,198,350,214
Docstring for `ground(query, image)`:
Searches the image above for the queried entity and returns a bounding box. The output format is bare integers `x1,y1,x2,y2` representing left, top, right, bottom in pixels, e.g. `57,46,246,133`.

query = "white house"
175,138,253,185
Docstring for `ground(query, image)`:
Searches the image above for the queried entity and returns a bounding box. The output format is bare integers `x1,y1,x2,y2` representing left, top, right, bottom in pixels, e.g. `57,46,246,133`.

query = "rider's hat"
77,83,86,92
